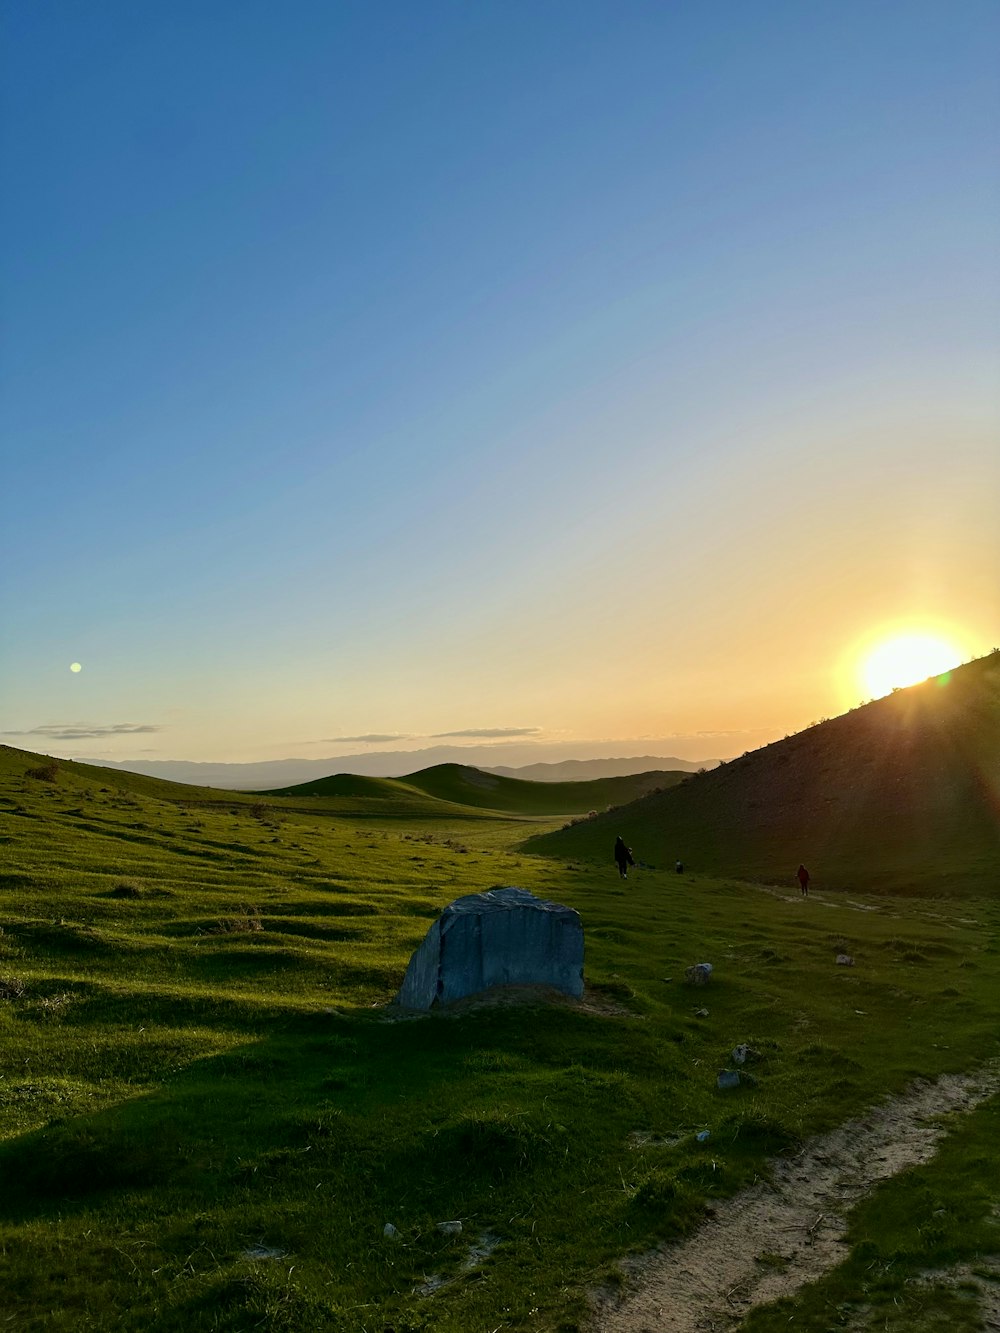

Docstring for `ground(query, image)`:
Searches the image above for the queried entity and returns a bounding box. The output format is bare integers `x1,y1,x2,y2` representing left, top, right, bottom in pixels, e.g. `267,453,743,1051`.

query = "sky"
2,1,998,768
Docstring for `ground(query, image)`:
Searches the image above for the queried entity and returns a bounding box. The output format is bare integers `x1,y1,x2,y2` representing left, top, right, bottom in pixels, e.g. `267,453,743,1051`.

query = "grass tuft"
208,905,264,934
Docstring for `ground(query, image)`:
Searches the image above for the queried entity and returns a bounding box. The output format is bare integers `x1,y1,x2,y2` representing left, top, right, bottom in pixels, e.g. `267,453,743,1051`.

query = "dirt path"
744,883,888,915
592,1063,1000,1332
744,883,984,933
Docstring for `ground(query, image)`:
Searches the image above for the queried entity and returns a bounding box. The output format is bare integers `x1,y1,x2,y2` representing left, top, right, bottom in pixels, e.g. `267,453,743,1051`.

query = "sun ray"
860,633,963,700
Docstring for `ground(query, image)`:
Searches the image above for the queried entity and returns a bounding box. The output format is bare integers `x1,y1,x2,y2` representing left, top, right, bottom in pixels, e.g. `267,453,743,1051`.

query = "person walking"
614,836,635,880
797,864,810,896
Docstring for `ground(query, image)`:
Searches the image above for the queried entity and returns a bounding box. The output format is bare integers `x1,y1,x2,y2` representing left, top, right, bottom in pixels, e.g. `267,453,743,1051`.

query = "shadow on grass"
0,998,646,1224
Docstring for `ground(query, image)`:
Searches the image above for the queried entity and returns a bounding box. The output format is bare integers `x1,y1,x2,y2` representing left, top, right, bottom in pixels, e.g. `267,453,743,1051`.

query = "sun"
860,633,963,700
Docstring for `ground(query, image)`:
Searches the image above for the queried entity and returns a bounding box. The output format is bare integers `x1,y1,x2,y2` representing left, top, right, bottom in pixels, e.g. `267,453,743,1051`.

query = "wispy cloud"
2,722,162,740
321,733,414,745
431,726,542,739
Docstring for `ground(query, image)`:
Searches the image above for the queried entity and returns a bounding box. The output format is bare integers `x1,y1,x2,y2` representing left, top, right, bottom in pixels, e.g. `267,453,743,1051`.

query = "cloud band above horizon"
1,723,161,741
431,727,542,739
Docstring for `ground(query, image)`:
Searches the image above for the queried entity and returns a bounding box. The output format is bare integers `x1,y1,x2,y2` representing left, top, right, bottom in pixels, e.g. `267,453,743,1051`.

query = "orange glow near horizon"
859,633,964,700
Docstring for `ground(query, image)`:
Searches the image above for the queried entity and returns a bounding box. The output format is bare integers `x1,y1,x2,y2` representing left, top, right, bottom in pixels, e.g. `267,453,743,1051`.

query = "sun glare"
860,633,962,700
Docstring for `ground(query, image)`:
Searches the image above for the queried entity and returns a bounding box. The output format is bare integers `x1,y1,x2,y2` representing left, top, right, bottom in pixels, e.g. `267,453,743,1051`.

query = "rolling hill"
79,747,712,790
4,682,1000,1329
0,746,480,822
265,762,687,815
527,652,1000,895
0,747,686,823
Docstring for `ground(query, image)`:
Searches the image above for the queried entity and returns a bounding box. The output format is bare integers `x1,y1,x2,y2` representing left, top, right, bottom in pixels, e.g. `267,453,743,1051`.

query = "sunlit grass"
1,740,999,1330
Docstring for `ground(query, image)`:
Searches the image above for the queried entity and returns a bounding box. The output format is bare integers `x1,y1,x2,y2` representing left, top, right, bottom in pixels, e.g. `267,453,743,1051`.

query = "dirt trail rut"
593,1063,1000,1332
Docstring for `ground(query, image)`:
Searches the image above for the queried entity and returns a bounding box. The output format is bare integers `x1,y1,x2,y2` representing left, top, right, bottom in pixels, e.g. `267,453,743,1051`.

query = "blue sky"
3,1,998,765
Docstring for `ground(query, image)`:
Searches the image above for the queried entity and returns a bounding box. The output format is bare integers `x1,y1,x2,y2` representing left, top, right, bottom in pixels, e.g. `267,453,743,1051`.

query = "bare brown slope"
527,653,1000,895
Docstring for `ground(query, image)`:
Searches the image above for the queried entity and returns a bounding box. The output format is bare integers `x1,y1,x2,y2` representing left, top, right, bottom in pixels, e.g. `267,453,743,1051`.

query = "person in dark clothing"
797,864,810,896
675,860,684,874
614,836,635,880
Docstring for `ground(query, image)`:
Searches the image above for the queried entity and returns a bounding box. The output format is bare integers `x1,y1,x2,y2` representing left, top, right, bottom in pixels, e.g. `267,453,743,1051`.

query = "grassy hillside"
528,653,1000,896
0,746,524,825
3,736,1000,1330
267,762,685,815
257,768,474,817
401,763,684,814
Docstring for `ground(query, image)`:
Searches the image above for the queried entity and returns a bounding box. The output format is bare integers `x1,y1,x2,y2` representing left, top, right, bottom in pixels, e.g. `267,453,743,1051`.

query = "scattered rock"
694,1007,709,1018
696,1130,711,1143
836,954,854,966
436,1220,463,1236
717,1070,741,1090
461,1231,501,1271
242,1245,286,1260
731,1044,761,1065
684,963,713,986
383,1223,400,1239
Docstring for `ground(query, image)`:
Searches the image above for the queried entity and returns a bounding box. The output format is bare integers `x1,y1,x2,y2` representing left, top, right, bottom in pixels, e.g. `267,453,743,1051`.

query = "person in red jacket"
797,864,810,896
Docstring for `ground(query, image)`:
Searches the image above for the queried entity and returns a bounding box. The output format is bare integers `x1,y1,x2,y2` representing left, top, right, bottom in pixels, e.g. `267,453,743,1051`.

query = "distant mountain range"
78,746,715,790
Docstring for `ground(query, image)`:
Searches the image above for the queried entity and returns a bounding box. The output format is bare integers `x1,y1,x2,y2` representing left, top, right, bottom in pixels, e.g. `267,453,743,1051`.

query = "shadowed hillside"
268,762,686,815
527,653,1000,896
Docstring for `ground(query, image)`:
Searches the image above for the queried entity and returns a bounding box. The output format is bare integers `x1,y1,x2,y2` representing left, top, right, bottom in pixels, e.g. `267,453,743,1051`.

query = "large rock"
395,886,584,1010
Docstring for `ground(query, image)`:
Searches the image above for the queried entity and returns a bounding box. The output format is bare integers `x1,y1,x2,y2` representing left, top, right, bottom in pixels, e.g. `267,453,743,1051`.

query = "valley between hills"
1,653,998,1332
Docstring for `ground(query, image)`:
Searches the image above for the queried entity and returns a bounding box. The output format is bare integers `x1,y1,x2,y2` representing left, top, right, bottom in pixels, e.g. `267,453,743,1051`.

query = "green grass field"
1,699,999,1331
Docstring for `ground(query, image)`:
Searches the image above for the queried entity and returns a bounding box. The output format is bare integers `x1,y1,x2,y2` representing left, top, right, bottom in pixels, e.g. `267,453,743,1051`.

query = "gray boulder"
395,886,584,1010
